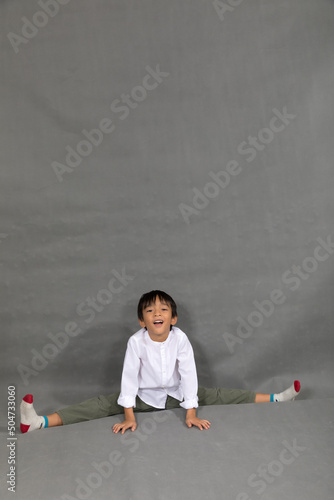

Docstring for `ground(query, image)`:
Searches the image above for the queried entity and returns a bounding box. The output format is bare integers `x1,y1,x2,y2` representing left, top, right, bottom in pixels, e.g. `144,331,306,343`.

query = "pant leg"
165,395,183,410
165,388,256,411
57,392,158,425
198,387,256,406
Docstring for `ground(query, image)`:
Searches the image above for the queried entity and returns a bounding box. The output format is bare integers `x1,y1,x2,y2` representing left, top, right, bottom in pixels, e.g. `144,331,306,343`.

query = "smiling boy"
114,290,210,433
20,290,301,434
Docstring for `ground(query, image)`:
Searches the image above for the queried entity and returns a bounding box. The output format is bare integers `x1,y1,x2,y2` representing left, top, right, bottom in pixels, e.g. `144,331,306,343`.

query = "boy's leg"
254,393,270,403
21,392,158,433
255,381,301,403
197,380,301,406
165,389,256,409
20,393,123,432
47,412,63,427
165,395,184,410
57,393,157,425
164,389,256,409
56,393,123,426
198,387,256,406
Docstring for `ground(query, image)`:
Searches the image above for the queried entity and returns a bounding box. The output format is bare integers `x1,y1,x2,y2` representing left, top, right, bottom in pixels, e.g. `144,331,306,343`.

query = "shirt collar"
144,327,173,345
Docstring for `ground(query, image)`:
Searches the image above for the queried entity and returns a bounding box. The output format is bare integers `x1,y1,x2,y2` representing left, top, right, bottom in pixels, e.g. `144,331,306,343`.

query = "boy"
20,290,301,434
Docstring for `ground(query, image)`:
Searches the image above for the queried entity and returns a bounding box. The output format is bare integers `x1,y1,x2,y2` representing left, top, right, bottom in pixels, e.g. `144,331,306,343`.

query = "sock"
270,380,301,402
20,394,48,433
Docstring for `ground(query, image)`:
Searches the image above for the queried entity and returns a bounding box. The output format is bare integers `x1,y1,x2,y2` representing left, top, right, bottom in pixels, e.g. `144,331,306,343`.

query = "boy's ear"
138,319,146,328
171,315,177,326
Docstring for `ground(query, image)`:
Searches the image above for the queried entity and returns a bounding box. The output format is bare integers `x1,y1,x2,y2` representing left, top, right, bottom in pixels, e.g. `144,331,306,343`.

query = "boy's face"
139,297,177,342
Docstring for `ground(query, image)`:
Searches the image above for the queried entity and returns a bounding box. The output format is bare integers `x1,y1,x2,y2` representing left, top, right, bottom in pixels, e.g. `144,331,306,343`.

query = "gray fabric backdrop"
1,0,334,415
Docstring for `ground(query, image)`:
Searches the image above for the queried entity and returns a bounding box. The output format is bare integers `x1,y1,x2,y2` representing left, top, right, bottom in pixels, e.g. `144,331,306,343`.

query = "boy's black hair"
137,290,177,321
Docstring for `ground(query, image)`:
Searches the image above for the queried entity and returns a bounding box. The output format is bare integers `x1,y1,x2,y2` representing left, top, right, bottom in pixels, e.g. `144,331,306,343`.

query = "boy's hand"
113,419,137,434
185,409,211,430
185,416,211,430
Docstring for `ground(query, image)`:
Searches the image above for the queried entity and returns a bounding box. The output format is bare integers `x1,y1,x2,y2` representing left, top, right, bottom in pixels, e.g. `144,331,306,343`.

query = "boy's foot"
20,394,48,433
271,380,301,402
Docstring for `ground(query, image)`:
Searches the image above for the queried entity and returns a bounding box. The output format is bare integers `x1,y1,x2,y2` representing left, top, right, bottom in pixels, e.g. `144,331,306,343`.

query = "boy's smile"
139,297,177,342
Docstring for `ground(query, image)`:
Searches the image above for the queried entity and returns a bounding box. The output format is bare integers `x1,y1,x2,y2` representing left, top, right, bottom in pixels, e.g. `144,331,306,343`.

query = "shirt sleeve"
177,334,199,409
117,338,141,408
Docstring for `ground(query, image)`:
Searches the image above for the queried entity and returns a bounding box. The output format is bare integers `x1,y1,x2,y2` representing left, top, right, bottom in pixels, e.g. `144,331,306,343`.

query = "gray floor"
1,398,333,500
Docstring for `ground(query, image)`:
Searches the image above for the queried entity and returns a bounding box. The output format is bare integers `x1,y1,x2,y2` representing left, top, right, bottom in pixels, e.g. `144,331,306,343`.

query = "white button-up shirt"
117,326,199,410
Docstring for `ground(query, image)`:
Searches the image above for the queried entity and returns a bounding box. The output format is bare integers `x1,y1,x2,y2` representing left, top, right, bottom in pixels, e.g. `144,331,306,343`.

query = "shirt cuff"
180,397,198,410
117,395,136,408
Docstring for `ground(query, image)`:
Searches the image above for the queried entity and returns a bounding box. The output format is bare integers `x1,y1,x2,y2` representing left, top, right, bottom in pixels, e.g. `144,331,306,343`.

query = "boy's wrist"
124,407,135,420
186,408,196,418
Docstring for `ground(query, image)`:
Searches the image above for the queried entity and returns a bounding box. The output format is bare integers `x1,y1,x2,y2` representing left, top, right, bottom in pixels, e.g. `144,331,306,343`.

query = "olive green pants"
57,387,256,426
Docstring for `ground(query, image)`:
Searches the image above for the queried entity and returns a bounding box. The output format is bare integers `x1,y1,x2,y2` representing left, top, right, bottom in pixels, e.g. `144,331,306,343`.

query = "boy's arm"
113,407,137,434
114,338,140,434
178,334,211,430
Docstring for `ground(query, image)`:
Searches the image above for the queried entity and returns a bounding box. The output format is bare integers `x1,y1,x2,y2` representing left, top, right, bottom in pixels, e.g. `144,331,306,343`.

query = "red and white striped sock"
20,394,48,433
